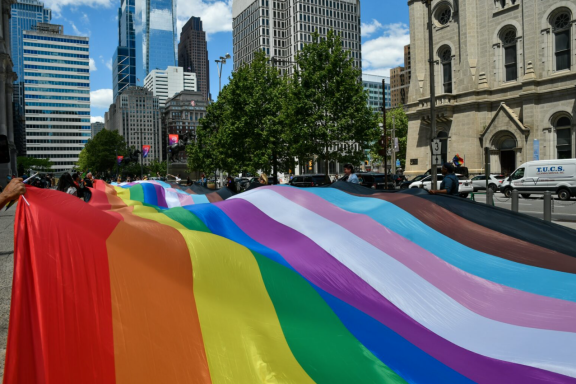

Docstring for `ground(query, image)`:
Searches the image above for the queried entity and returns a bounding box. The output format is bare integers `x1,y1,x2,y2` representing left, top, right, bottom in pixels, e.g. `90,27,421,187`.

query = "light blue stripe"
191,194,210,204
303,187,576,302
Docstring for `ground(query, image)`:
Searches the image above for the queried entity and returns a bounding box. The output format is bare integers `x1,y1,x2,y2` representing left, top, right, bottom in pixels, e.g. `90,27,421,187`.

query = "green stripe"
252,250,406,384
155,206,405,383
162,208,210,232
129,184,144,203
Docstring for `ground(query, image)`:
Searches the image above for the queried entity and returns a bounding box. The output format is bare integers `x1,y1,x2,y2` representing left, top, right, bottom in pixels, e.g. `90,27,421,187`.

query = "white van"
501,159,576,200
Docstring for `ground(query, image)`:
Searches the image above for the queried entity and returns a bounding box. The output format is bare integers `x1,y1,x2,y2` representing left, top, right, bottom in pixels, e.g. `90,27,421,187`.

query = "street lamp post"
424,0,438,188
215,53,231,188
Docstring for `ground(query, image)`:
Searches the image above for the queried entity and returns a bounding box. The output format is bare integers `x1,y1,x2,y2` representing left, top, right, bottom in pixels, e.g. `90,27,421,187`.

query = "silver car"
470,174,506,192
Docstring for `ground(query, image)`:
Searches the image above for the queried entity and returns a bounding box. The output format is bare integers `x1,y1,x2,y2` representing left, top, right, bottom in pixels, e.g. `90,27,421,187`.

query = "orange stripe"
106,211,212,383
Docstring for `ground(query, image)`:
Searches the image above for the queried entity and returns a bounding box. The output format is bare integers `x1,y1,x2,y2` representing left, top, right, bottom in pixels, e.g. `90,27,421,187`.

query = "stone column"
0,71,7,137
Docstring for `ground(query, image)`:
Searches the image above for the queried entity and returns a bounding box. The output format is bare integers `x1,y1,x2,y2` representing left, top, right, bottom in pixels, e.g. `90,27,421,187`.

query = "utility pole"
140,129,143,179
381,78,388,188
391,115,397,175
425,0,438,188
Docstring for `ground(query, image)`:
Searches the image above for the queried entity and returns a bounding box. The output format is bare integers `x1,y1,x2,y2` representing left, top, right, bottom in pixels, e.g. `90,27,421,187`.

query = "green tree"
288,30,379,172
17,157,53,175
76,129,127,173
369,106,408,169
148,158,167,176
188,51,289,179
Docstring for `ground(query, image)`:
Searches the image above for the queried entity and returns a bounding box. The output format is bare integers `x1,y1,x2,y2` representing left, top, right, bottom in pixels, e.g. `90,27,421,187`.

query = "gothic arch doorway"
492,133,517,175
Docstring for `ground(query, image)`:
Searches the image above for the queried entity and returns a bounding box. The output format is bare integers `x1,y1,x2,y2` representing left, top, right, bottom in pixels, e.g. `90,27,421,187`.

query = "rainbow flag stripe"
5,181,576,383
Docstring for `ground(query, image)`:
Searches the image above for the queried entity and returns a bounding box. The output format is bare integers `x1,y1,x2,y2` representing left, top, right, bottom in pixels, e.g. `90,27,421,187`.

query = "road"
471,192,576,229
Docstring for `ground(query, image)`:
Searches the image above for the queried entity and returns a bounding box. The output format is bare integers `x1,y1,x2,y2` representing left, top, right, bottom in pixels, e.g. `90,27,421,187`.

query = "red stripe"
4,188,119,384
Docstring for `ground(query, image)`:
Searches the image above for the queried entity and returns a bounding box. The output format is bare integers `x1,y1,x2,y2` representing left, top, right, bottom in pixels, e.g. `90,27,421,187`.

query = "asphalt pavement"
471,192,576,230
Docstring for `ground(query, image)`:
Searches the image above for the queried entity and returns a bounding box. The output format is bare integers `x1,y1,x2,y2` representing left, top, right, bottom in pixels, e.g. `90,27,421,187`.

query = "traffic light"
308,160,313,170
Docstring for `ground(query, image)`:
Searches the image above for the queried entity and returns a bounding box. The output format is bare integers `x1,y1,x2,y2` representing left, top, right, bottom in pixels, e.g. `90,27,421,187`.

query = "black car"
400,174,426,189
290,174,331,187
356,172,396,190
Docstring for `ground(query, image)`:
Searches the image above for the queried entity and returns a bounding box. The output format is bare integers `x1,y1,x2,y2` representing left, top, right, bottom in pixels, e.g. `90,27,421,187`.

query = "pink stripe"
264,186,576,333
178,193,195,206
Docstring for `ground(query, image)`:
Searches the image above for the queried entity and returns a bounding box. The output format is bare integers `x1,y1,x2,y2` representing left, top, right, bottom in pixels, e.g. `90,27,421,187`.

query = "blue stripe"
304,187,576,302
185,203,472,384
191,195,210,204
140,183,159,207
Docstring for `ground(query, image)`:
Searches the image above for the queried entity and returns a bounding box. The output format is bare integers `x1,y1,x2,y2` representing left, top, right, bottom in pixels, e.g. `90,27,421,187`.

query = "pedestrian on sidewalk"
343,164,359,184
57,173,78,197
429,163,460,196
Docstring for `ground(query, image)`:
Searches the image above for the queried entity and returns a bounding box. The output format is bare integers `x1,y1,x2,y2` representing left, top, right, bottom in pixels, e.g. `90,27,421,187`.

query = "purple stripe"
261,186,576,333
217,198,575,384
152,184,168,208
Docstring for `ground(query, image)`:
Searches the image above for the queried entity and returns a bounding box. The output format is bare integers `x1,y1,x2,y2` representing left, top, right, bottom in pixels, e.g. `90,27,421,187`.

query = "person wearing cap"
429,163,460,196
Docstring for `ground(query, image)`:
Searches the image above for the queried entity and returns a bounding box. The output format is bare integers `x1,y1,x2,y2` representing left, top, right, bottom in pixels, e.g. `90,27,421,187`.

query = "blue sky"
41,0,409,123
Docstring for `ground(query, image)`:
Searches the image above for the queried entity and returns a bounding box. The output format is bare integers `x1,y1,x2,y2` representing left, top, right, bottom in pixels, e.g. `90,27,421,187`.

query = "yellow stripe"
179,230,316,384
125,201,315,383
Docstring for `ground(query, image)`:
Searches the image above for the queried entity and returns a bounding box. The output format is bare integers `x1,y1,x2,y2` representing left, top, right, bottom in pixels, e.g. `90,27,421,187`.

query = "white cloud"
361,19,383,37
362,23,410,77
176,0,232,37
90,89,113,109
91,116,104,123
89,58,97,72
43,0,114,13
106,58,112,71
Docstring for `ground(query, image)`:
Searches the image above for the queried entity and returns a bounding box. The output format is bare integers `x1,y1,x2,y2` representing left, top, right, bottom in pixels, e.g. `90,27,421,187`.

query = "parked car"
409,174,473,197
426,166,469,178
289,174,331,187
501,159,576,200
470,174,506,192
357,172,396,190
400,174,426,190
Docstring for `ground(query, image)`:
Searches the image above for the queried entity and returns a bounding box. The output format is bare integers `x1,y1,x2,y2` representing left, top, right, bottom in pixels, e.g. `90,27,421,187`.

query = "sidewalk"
0,206,14,382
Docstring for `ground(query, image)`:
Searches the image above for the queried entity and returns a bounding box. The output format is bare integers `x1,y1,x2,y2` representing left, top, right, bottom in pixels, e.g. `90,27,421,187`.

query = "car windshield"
511,168,525,180
312,176,327,183
457,175,468,181
411,175,425,182
492,175,505,179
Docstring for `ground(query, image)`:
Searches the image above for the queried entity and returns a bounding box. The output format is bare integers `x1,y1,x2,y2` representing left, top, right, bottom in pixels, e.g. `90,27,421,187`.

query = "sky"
40,0,410,124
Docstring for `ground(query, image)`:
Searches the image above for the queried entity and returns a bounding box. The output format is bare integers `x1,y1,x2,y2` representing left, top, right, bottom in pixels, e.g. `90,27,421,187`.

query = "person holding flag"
0,178,26,210
453,154,464,167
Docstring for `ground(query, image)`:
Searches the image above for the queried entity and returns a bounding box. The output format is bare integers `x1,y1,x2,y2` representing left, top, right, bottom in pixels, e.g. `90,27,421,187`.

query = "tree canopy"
17,157,53,175
76,129,127,173
369,106,408,169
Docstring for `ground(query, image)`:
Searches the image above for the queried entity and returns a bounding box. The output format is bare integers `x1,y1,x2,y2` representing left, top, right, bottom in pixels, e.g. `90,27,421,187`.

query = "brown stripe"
353,192,576,274
206,192,223,203
107,212,212,383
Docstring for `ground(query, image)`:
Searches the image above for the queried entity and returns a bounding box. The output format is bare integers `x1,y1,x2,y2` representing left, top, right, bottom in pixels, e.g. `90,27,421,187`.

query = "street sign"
396,159,401,167
432,139,441,155
432,155,443,165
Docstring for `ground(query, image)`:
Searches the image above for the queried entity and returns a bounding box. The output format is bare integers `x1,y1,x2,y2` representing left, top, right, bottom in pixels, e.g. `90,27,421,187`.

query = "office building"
113,0,178,101
144,66,196,107
105,86,162,164
390,44,411,108
0,0,17,183
178,17,210,101
23,23,90,173
406,0,576,176
91,121,104,137
161,90,207,160
232,0,361,74
362,74,390,112
10,0,51,84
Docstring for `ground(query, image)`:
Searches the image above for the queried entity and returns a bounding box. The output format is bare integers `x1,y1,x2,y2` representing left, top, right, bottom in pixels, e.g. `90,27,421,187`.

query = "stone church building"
405,0,576,176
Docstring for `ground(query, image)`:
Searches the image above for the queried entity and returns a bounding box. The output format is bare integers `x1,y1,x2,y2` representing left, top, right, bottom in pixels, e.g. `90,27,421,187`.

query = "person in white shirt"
343,164,359,184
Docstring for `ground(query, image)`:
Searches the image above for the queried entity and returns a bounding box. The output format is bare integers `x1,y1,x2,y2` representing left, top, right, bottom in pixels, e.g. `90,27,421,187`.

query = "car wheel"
558,188,571,201
459,193,469,198
489,184,497,192
521,194,531,199
503,187,513,198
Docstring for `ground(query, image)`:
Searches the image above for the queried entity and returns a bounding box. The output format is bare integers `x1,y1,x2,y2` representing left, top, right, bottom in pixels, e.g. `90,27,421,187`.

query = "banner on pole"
533,139,540,160
117,156,124,165
142,145,151,158
169,134,179,146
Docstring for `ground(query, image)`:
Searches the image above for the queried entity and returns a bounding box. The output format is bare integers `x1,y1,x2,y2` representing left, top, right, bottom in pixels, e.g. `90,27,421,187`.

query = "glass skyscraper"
113,0,177,101
10,0,52,83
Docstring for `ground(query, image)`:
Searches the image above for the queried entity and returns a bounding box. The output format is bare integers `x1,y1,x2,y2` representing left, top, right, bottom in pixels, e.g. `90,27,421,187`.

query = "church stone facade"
405,0,576,176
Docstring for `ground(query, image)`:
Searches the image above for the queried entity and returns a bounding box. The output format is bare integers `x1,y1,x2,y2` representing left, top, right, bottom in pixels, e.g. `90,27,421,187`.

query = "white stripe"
164,189,181,208
232,189,576,377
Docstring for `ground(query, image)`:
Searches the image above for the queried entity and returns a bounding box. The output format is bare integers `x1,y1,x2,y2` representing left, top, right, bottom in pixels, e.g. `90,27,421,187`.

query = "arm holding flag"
0,178,26,210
